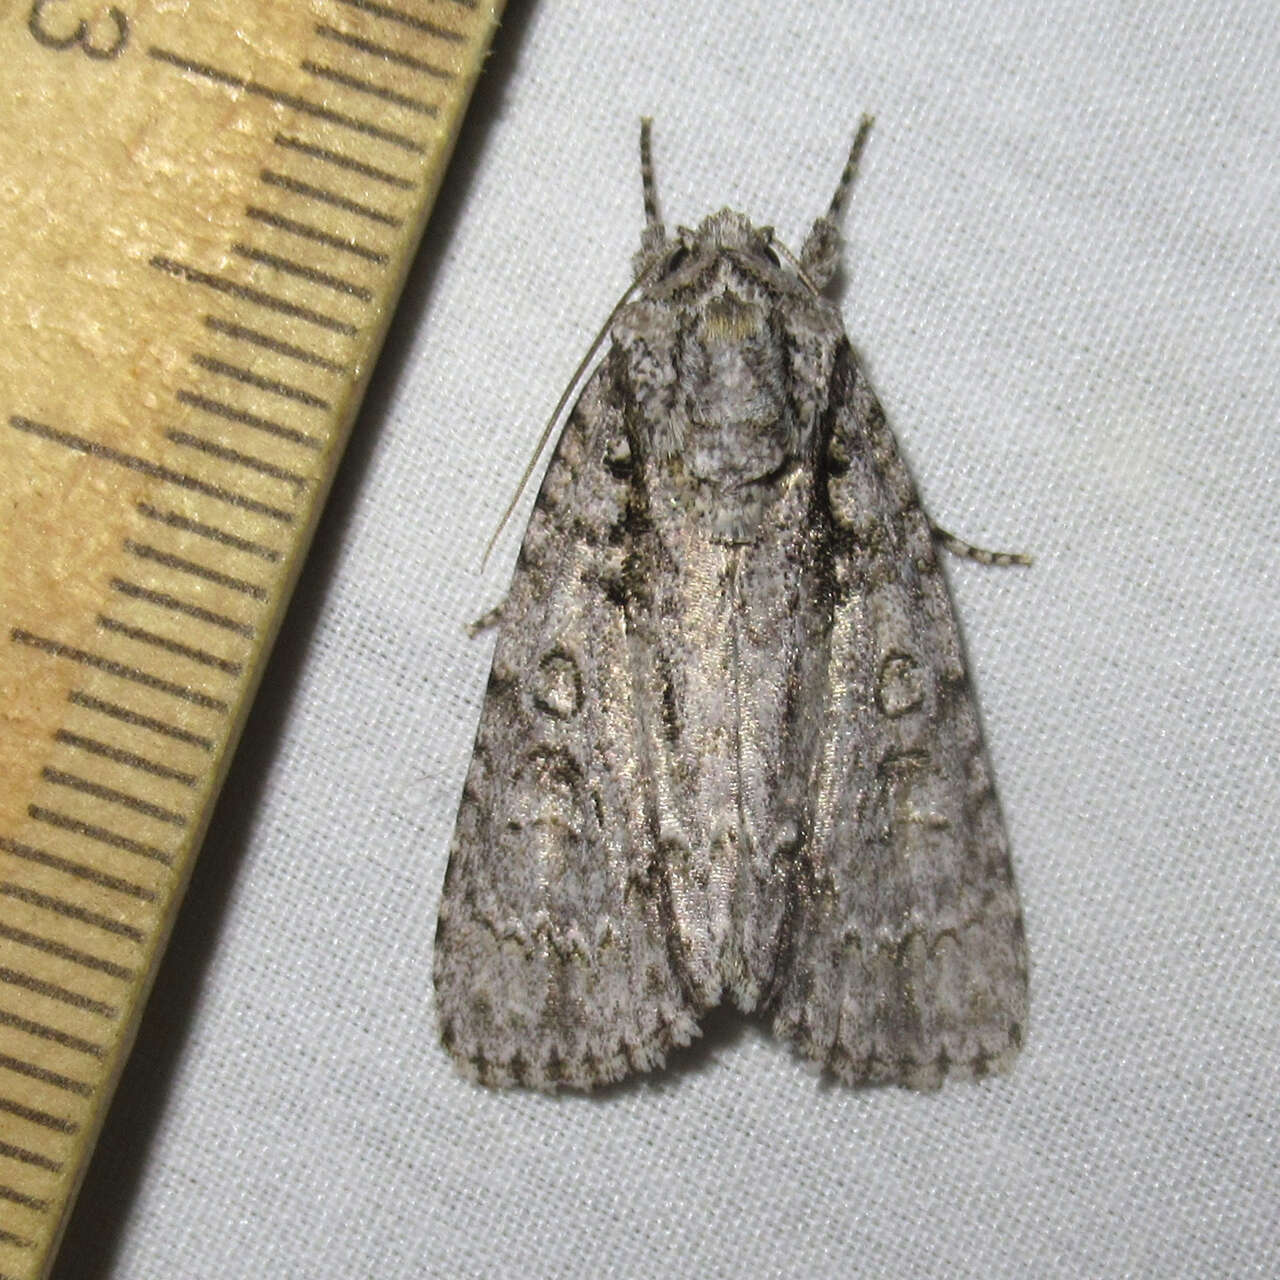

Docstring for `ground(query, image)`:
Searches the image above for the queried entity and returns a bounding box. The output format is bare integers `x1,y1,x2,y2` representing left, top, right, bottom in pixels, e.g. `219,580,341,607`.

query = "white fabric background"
57,0,1279,1276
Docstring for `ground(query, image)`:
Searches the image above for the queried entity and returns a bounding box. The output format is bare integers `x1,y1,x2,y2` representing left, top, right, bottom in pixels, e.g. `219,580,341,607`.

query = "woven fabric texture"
60,1,1278,1276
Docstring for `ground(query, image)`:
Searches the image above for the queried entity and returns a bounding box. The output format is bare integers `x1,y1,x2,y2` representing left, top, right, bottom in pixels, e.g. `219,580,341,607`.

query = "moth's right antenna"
799,113,874,289
482,123,677,570
480,265,660,570
638,117,666,262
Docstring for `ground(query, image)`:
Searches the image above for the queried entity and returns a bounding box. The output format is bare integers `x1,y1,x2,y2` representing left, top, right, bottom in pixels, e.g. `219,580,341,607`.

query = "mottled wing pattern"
769,344,1028,1087
434,362,701,1090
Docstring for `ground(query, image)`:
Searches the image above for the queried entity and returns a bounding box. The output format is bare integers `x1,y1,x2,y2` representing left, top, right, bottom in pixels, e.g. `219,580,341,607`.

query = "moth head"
631,116,874,293
691,209,781,265
640,214,784,289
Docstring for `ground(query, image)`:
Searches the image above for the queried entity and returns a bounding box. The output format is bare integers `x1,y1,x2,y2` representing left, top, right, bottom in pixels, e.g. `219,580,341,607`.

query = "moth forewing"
434,119,1028,1091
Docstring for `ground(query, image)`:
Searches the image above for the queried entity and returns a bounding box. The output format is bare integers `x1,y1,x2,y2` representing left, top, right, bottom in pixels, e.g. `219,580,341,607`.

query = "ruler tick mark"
0,1007,106,1060
244,207,389,265
336,0,468,43
0,835,156,902
232,243,373,302
189,354,331,412
40,766,189,828
135,503,283,564
177,388,323,448
259,171,401,228
0,972,117,1023
9,414,294,524
95,617,242,679
0,1096,76,1136
0,1138,62,1174
203,316,346,375
0,883,146,944
11,629,230,712
301,60,439,116
28,807,174,868
67,691,215,752
273,133,416,190
165,429,310,490
0,1051,98,1094
110,580,255,640
148,46,426,153
120,537,267,599
0,922,135,982
0,1183,51,1214
53,730,198,787
312,26,454,82
151,256,359,336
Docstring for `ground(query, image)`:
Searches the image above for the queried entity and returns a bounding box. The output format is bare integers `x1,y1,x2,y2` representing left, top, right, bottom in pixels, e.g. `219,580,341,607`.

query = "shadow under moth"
435,118,1028,1091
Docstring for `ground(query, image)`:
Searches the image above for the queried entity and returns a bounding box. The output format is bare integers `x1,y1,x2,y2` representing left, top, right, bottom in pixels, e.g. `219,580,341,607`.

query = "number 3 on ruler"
28,0,129,61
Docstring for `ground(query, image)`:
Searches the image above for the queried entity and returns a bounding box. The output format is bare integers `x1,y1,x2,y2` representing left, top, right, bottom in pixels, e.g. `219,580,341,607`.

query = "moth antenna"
770,238,823,296
481,267,657,570
800,113,874,288
826,113,875,225
638,117,666,261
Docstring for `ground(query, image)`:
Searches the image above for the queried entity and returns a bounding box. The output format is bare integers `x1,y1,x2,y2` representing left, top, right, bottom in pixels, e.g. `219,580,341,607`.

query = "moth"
434,118,1028,1091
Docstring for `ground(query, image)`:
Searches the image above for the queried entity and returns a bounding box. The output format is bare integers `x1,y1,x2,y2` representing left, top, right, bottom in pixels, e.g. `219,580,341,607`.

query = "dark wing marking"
769,343,1028,1088
434,360,702,1090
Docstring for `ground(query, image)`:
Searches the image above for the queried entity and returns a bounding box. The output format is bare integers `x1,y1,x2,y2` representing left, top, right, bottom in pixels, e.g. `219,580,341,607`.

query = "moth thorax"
700,292,764,344
688,294,788,451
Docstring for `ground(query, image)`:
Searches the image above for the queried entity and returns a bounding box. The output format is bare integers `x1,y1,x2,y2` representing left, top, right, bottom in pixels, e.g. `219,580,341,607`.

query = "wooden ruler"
0,2,503,1274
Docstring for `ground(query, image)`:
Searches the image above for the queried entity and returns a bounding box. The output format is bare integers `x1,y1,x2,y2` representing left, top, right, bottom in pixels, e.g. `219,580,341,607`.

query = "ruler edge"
12,2,510,1272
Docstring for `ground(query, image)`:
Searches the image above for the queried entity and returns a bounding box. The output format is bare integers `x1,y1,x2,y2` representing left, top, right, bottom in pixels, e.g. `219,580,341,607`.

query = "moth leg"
466,597,507,637
930,521,1032,568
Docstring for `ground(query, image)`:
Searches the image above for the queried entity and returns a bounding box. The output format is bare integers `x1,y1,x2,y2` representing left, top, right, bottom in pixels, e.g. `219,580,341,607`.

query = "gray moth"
434,118,1028,1091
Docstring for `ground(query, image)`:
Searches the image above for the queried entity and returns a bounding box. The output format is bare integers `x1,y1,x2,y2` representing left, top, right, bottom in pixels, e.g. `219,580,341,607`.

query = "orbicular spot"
605,437,634,479
877,651,925,718
532,648,583,720
825,433,852,476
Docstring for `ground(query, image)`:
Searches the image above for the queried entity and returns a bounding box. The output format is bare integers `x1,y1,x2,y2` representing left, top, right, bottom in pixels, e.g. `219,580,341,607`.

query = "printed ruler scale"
0,2,503,1275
